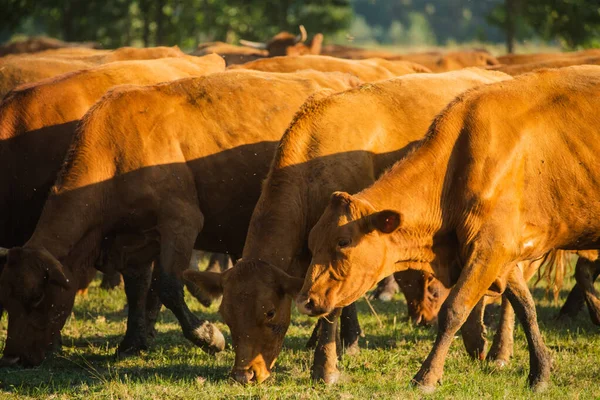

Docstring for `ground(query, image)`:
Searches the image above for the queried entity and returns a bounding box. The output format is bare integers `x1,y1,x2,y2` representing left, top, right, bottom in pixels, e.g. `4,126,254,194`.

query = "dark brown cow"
0,70,358,367
193,26,323,66
298,65,600,392
184,69,510,384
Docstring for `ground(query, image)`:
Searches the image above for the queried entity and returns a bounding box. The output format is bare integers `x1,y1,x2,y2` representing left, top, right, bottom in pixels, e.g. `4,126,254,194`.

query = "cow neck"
355,112,459,265
242,179,308,278
25,129,116,262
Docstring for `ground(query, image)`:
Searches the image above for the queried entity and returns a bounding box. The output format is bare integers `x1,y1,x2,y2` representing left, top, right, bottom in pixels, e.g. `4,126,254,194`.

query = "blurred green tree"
2,0,352,49
489,0,600,51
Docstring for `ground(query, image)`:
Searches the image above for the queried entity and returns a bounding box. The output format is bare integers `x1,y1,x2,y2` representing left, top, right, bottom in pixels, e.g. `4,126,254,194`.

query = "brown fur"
300,65,600,391
0,70,358,367
230,54,431,82
184,68,510,384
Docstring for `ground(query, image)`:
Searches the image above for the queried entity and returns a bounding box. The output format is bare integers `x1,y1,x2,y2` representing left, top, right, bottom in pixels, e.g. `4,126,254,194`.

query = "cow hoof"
344,341,360,357
311,367,340,385
116,343,147,358
189,321,226,354
416,384,436,395
531,380,549,393
494,358,509,368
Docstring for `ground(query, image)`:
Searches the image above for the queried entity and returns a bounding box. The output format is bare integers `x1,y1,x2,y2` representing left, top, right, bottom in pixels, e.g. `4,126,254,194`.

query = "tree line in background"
2,0,600,52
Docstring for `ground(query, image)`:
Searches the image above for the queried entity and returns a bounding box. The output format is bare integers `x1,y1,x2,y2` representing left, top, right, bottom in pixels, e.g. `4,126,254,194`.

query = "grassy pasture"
0,271,598,399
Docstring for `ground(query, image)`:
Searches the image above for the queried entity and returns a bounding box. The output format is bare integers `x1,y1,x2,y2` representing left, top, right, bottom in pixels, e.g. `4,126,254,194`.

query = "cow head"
297,192,402,316
240,26,322,57
183,260,303,384
395,269,450,326
0,247,75,367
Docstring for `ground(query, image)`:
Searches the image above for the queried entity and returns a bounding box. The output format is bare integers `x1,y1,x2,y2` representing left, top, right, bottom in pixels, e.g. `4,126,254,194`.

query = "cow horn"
295,25,307,44
0,248,8,257
239,39,267,50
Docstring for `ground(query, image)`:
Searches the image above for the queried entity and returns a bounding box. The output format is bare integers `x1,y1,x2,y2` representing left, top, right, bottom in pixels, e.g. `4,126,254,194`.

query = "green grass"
0,275,598,399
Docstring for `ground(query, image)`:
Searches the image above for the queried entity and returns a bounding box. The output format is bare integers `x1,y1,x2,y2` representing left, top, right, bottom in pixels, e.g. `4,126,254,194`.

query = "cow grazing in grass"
297,66,600,392
230,54,430,82
183,68,510,384
0,70,358,367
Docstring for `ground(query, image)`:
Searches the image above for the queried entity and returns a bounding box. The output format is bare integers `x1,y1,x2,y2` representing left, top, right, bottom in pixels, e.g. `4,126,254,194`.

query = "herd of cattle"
0,29,599,392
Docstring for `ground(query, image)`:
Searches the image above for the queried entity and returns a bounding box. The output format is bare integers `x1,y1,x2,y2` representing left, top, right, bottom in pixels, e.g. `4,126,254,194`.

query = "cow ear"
271,267,304,297
47,262,70,290
183,270,223,300
369,210,401,234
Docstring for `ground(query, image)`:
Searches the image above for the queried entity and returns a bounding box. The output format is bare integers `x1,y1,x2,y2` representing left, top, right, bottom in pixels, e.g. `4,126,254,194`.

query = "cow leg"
460,297,487,360
340,303,361,355
145,263,162,340
558,284,586,319
575,256,600,325
411,250,504,392
155,213,225,354
306,319,321,349
311,308,342,384
372,275,399,302
117,263,153,355
485,296,515,366
504,268,551,391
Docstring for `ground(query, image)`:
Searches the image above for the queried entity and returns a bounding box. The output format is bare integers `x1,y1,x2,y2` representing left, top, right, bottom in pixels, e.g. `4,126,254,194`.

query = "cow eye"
31,292,46,308
337,238,351,248
265,309,276,320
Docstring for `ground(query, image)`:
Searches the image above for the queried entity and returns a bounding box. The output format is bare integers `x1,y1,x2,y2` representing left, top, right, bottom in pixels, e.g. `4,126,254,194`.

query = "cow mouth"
230,362,272,384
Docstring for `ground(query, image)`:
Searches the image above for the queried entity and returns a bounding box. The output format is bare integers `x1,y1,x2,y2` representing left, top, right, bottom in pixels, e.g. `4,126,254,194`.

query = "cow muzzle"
296,294,331,317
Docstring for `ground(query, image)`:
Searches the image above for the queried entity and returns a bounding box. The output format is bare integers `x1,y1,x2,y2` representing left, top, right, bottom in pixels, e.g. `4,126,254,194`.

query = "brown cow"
391,50,499,72
297,65,600,392
497,49,600,65
0,70,358,367
194,26,323,66
230,55,430,82
493,56,600,76
320,46,499,72
0,36,101,57
183,68,510,384
0,46,188,98
0,54,225,250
